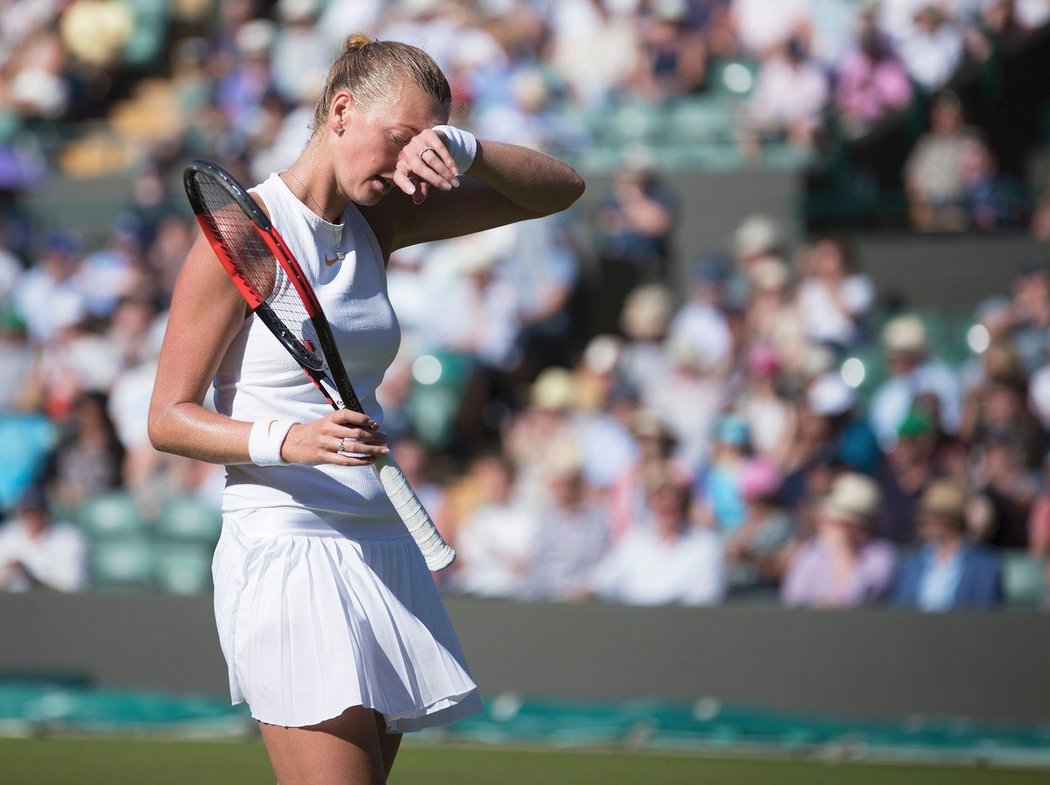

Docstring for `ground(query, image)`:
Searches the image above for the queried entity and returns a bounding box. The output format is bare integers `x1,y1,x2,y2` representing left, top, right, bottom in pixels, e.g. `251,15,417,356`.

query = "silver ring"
339,437,352,453
418,146,434,161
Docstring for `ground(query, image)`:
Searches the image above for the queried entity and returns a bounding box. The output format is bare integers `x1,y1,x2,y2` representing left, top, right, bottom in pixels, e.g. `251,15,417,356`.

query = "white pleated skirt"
212,507,482,732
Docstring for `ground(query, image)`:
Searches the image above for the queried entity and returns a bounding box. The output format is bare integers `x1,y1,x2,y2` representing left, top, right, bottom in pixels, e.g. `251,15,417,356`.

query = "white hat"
808,373,856,416
733,214,783,258
822,473,881,525
621,284,674,340
236,19,276,56
530,368,576,411
883,314,927,354
277,0,319,21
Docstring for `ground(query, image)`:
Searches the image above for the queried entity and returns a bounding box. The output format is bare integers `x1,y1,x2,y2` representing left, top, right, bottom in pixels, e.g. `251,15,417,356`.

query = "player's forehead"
374,77,448,131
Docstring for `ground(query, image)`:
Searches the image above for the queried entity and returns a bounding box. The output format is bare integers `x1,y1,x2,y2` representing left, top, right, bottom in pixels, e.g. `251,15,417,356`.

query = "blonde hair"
312,33,451,133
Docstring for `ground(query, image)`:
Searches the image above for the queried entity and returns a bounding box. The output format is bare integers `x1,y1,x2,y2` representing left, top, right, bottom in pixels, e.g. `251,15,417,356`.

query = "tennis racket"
183,159,455,571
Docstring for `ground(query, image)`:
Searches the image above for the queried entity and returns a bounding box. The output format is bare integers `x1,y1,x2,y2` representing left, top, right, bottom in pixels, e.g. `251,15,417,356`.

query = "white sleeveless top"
213,172,402,522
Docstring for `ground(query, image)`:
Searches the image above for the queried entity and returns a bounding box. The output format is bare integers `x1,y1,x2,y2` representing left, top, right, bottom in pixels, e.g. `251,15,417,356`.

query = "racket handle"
372,456,456,571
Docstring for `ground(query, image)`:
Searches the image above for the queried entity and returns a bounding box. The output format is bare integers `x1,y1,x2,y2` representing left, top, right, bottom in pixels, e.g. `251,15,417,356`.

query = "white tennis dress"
210,172,482,731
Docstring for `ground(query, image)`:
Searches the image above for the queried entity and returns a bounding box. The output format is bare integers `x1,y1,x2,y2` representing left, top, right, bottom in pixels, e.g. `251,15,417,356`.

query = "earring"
336,125,345,136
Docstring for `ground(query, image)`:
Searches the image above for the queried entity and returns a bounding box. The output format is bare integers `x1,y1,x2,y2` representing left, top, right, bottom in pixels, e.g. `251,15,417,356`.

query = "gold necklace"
284,168,347,265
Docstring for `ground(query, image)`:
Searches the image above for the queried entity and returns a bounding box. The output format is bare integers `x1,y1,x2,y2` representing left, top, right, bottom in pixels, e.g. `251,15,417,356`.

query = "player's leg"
374,711,403,778
259,706,387,785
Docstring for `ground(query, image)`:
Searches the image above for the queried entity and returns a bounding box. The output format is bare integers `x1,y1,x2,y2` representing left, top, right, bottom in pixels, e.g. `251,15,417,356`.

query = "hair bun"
344,32,372,54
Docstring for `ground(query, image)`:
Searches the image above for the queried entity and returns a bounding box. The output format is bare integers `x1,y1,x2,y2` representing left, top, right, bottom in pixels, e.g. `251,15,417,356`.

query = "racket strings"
191,173,324,369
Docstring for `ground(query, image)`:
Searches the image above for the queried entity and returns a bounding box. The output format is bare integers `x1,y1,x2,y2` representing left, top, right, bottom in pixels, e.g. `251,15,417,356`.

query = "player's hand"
393,128,461,205
281,410,390,467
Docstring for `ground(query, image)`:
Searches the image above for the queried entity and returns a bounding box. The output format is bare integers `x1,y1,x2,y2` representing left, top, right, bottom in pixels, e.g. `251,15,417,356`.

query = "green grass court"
1,737,1046,785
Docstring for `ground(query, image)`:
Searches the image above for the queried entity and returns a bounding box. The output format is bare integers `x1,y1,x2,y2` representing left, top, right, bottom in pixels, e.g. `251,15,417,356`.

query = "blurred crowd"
2,0,1050,608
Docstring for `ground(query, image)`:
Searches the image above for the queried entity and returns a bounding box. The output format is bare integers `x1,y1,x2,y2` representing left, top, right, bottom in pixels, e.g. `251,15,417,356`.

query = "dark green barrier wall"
2,594,1048,723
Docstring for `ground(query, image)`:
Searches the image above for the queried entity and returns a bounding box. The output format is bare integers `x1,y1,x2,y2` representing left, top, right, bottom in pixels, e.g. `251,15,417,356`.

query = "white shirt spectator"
897,21,965,92
455,502,539,598
668,302,732,370
749,54,830,133
575,412,638,490
797,274,875,347
870,360,963,449
13,267,86,343
732,0,810,55
0,516,88,592
591,527,725,606
423,228,523,370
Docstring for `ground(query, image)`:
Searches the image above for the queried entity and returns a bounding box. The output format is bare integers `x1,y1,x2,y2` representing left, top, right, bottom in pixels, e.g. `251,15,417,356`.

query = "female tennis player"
149,34,584,785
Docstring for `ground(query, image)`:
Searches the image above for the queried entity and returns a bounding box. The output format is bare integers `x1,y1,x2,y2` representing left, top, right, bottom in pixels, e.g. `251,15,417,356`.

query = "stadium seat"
1000,550,1048,610
155,497,222,543
153,543,213,595
77,492,145,540
89,536,153,590
667,97,736,143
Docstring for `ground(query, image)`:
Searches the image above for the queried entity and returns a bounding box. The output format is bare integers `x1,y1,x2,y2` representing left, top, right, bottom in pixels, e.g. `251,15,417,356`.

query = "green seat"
1001,551,1048,610
90,537,153,589
667,98,736,142
77,492,144,540
156,497,222,543
153,543,213,595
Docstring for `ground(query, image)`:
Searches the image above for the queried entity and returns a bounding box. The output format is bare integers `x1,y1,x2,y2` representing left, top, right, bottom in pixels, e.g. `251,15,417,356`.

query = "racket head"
183,160,331,376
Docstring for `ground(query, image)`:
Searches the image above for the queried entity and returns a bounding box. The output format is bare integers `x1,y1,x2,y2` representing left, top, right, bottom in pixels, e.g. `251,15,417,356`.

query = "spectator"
999,258,1050,374
725,458,795,597
547,0,640,107
743,35,829,154
971,429,1037,549
833,17,914,139
593,168,678,332
961,139,1029,232
0,484,87,593
730,0,810,57
607,408,691,541
744,255,809,376
869,314,963,450
782,472,897,608
45,391,125,512
526,452,611,601
454,454,539,598
877,410,942,544
591,469,725,606
795,235,875,351
892,480,1003,610
667,257,733,373
619,283,676,396
736,343,794,461
695,415,751,531
629,0,707,100
896,4,967,93
12,234,87,345
904,91,989,232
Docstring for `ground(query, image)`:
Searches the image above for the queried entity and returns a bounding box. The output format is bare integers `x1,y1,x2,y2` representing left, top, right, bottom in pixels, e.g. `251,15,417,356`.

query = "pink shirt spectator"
781,538,897,608
834,48,913,126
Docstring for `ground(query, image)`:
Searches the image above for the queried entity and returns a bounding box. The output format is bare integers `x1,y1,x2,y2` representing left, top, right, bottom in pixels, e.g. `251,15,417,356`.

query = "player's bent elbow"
147,407,176,455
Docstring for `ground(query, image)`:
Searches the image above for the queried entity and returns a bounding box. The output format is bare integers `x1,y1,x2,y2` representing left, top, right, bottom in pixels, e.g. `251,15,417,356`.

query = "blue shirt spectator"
893,481,1004,611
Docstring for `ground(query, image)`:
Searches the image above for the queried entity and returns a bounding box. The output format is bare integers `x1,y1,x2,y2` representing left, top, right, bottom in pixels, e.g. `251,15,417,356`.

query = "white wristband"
248,419,296,466
432,124,477,173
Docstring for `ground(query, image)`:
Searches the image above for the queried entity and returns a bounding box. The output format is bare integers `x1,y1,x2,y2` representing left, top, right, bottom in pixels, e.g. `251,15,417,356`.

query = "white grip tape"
373,456,456,571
